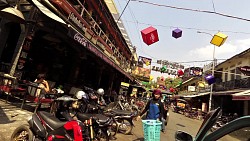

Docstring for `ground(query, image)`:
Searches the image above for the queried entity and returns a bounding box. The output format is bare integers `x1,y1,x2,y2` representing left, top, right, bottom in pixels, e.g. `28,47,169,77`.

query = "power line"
122,20,250,35
131,0,250,22
117,0,131,23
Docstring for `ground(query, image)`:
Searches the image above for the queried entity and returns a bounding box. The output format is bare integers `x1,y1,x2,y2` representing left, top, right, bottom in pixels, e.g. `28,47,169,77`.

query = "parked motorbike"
51,94,112,141
211,113,238,132
76,88,137,135
10,110,83,141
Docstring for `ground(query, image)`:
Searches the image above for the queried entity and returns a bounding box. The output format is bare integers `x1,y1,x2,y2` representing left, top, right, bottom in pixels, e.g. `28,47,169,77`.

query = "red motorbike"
10,111,83,141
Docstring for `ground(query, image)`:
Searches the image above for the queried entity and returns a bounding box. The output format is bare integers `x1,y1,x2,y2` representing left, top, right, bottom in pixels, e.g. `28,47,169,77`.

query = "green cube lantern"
210,32,228,47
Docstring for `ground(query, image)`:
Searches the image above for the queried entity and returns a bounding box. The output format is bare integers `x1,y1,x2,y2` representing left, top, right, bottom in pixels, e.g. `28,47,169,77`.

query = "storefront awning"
31,0,66,24
67,25,133,81
232,90,250,100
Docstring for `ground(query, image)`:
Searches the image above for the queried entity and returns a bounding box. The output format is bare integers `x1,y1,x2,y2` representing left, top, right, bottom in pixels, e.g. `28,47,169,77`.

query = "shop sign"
121,82,130,87
237,66,250,75
68,12,86,32
74,33,88,47
232,96,250,100
188,86,196,92
68,28,132,80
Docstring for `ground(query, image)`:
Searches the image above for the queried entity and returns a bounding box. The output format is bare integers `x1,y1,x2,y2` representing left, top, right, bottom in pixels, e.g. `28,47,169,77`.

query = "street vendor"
137,89,166,133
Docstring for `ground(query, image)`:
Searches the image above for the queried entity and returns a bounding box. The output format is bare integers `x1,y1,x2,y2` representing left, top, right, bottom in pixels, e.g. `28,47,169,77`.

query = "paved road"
116,109,203,141
0,96,244,141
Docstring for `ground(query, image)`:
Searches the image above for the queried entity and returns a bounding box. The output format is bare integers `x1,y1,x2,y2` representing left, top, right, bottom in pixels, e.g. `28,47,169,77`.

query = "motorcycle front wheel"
95,129,110,141
11,124,34,141
117,119,133,135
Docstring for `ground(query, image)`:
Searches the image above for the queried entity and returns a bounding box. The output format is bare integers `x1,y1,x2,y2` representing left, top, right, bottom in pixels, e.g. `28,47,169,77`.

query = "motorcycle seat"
38,111,66,130
77,113,110,124
111,109,132,116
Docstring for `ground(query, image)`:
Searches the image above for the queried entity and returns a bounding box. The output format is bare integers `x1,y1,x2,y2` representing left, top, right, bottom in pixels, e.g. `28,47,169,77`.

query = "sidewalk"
0,98,33,141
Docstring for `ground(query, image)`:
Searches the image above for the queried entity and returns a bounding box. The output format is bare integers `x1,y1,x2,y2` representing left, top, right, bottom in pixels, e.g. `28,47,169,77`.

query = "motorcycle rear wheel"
11,124,34,141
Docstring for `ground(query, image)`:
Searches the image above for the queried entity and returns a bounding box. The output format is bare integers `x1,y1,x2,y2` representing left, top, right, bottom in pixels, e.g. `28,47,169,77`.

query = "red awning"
232,90,250,101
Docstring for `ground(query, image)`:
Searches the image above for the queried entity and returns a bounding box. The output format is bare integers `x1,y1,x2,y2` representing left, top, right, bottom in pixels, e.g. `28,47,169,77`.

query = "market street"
0,97,242,141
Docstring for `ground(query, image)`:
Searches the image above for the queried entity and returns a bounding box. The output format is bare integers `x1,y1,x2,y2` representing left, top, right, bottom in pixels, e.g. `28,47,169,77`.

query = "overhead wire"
131,0,250,22
111,0,248,66
122,20,250,35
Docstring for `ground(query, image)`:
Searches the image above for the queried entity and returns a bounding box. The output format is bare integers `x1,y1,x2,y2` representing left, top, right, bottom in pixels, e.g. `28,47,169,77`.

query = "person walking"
137,89,166,133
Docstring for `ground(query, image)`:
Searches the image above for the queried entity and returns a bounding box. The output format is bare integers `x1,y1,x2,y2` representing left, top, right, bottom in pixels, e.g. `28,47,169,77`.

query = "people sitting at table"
34,73,50,97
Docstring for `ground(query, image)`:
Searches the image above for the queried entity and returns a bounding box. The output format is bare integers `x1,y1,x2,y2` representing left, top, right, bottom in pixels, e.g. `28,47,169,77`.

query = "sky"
113,0,250,79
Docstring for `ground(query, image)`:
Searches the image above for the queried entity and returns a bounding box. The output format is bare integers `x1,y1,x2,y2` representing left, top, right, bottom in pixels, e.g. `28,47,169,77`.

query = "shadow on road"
0,105,16,124
133,137,144,141
176,123,186,127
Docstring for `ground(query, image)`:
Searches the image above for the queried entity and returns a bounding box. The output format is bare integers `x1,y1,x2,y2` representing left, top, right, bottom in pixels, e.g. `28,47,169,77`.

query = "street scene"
0,0,250,141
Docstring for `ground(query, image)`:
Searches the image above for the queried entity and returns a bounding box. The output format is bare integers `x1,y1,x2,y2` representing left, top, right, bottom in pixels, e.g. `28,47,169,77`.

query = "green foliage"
164,77,182,89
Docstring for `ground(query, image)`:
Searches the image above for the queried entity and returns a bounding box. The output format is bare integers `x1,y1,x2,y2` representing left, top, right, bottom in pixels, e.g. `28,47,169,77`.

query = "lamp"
0,5,25,24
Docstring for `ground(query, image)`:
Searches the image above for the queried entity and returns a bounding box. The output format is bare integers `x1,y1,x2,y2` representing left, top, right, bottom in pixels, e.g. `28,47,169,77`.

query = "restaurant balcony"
213,77,250,91
178,77,250,96
73,3,132,72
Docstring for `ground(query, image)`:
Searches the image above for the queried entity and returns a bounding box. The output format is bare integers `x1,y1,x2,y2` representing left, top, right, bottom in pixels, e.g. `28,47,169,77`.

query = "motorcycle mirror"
175,130,193,141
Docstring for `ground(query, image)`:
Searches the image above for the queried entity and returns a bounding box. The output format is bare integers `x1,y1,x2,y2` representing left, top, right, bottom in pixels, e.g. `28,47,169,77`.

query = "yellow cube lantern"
210,32,228,47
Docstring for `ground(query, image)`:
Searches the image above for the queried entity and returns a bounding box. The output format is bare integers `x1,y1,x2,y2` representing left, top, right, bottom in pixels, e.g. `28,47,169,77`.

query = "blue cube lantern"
205,75,215,85
172,28,182,39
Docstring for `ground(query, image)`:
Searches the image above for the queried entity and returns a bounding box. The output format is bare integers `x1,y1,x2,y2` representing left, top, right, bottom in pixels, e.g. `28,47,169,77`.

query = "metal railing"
178,78,250,95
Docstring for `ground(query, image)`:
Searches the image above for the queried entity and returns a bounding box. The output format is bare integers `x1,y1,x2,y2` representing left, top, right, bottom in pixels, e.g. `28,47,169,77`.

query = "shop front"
0,1,133,95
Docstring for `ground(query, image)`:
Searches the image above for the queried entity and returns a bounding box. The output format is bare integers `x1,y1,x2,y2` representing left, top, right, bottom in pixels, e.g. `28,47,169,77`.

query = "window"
230,69,235,80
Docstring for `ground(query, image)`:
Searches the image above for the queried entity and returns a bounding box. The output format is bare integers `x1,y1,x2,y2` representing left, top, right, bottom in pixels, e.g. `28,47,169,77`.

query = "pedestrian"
137,89,166,133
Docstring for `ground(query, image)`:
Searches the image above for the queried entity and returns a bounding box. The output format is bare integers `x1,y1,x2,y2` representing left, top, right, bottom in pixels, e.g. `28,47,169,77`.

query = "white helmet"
96,88,104,96
75,91,87,99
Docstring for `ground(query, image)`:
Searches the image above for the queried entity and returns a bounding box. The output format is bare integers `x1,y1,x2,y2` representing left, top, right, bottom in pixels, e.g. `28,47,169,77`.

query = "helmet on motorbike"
96,88,104,96
75,91,87,100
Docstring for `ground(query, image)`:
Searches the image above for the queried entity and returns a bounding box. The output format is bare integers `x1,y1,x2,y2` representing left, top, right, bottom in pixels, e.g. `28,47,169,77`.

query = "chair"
69,87,83,96
21,82,54,113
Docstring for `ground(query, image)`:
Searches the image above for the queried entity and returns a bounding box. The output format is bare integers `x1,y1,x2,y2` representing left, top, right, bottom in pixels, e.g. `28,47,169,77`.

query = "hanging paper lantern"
205,75,215,85
179,81,182,85
141,26,159,45
169,87,174,92
172,28,182,39
210,32,228,47
161,76,165,81
160,66,167,73
177,69,184,76
150,75,154,81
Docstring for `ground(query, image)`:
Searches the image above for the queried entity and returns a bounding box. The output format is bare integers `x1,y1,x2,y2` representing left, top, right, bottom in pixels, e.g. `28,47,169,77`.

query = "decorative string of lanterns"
141,26,182,45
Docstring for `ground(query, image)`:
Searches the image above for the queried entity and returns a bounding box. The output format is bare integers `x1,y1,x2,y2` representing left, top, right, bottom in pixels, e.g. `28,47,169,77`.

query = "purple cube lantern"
172,28,182,39
205,75,215,85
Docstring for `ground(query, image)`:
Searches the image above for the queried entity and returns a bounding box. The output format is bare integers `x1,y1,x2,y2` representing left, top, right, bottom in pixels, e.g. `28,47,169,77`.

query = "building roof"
215,48,250,69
